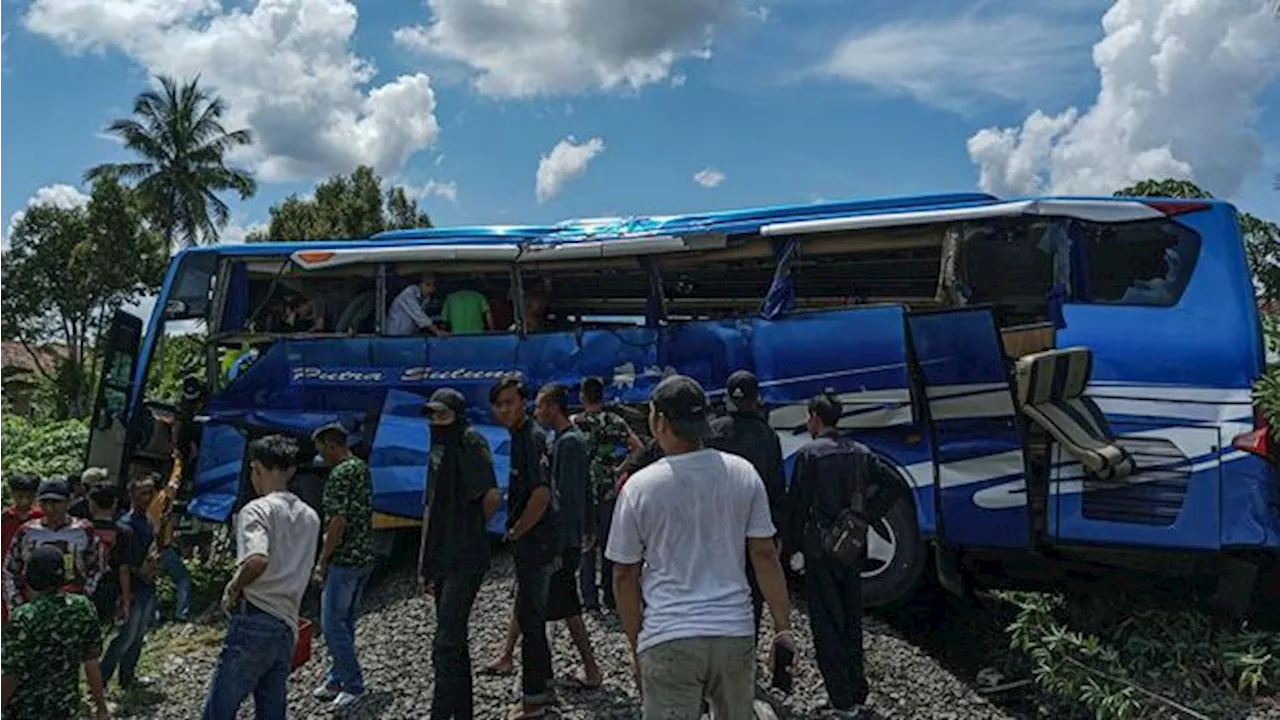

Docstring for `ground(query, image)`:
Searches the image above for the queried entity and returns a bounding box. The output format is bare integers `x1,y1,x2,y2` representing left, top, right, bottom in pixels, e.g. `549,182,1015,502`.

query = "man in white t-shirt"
202,435,320,720
387,273,449,337
606,375,796,719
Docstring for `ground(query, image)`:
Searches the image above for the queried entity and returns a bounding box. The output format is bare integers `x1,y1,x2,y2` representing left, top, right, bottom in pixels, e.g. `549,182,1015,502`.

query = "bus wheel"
862,475,925,610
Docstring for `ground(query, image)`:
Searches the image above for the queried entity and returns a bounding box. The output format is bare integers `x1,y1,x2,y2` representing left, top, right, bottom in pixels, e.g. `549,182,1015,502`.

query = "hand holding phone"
771,630,797,694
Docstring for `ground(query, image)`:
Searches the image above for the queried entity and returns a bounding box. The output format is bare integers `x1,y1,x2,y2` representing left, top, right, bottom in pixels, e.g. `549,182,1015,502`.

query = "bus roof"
174,192,1236,267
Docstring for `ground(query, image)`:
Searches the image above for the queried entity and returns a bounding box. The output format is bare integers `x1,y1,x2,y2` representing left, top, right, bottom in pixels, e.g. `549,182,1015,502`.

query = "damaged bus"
87,192,1276,611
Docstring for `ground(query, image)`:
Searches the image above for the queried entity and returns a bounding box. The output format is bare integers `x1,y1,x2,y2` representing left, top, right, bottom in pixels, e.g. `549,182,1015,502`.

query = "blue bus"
86,192,1277,610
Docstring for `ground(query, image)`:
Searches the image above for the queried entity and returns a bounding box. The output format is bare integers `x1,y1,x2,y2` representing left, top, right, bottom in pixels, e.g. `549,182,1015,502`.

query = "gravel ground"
125,552,1025,720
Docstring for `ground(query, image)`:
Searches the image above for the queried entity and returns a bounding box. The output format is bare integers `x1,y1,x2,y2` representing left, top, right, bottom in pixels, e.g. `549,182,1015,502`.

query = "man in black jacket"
785,394,890,719
709,370,786,636
491,375,559,719
418,388,502,720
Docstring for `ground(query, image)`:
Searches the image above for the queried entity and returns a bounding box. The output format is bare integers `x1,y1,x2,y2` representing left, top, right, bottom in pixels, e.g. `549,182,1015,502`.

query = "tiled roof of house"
0,341,68,373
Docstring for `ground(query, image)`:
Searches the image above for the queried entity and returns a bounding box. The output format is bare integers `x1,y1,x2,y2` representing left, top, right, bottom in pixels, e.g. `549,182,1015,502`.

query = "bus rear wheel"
861,475,925,610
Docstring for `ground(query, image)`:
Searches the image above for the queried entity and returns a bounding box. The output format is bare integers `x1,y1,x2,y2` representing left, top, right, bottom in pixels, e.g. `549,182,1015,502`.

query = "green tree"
247,165,432,242
146,332,207,403
1,177,167,418
87,75,257,248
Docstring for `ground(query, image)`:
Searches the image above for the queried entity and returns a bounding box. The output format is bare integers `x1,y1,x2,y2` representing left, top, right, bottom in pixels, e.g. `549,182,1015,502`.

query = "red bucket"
292,619,313,671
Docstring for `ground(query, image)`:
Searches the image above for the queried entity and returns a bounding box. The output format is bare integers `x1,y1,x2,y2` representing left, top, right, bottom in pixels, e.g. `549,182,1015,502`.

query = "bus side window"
1072,219,1202,307
957,220,1055,326
517,261,651,331
787,228,946,313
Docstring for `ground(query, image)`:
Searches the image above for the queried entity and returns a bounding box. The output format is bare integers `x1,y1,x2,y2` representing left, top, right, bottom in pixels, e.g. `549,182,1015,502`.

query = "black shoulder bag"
818,443,870,567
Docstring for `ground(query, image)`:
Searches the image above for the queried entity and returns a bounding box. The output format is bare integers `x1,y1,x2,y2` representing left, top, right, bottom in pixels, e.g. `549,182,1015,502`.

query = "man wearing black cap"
709,369,787,636
1,546,112,720
419,387,501,719
784,394,886,719
311,421,375,711
607,374,796,718
3,478,103,615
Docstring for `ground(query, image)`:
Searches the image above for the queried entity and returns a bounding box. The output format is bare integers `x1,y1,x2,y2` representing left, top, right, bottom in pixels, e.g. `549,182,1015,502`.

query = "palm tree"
87,75,257,247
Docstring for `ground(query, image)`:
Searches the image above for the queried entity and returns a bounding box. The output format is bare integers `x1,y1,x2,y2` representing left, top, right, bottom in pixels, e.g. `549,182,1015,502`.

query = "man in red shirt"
1,474,44,624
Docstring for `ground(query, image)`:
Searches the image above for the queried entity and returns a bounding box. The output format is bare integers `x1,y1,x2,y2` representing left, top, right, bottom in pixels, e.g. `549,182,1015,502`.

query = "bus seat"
1014,346,1135,480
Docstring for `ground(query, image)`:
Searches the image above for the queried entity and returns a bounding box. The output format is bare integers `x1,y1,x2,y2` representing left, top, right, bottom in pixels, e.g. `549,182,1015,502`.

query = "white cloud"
219,219,265,245
393,0,739,98
24,0,441,183
694,167,726,188
535,136,605,203
3,183,92,247
821,14,1093,112
968,0,1280,197
404,180,459,203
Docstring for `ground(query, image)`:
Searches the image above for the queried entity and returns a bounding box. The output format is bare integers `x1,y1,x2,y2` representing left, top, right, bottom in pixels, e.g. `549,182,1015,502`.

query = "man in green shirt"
441,288,493,334
311,423,375,711
1,546,111,720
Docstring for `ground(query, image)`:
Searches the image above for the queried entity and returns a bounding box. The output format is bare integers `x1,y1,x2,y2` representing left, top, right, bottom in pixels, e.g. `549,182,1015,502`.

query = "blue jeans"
202,606,293,720
321,564,373,694
101,584,157,687
162,546,192,620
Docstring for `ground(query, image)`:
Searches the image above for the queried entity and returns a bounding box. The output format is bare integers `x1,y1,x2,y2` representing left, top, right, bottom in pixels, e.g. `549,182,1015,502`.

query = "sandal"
480,660,516,677
556,672,602,691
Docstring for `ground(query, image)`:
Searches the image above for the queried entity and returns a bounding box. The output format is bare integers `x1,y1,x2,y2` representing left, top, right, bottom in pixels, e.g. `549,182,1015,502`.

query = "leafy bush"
1256,364,1280,437
155,552,237,621
1001,591,1280,719
1,414,89,478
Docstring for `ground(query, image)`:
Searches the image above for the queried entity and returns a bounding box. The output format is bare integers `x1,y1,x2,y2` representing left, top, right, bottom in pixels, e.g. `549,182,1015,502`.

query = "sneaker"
312,682,340,701
332,690,365,710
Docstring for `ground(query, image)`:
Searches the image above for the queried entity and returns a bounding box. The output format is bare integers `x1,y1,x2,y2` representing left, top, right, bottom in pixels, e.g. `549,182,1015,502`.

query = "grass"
103,620,225,717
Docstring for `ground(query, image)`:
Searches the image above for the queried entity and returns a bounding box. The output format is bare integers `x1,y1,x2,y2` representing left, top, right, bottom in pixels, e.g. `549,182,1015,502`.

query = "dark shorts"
546,547,582,621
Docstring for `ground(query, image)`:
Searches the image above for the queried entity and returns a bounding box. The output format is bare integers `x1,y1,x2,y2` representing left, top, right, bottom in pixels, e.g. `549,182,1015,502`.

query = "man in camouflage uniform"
1,545,112,720
311,422,375,712
571,376,642,611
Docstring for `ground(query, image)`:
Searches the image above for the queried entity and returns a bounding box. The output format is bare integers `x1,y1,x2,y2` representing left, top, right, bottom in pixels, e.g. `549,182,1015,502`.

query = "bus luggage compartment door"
1053,412,1218,551
906,307,1032,550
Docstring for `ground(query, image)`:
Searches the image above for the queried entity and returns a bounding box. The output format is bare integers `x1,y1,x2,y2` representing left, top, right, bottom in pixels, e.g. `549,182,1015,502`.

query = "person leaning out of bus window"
388,272,450,337
442,286,495,334
281,293,326,333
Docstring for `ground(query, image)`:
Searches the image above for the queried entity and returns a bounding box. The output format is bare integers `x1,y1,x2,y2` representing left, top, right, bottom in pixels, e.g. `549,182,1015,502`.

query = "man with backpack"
784,394,892,719
86,482,130,626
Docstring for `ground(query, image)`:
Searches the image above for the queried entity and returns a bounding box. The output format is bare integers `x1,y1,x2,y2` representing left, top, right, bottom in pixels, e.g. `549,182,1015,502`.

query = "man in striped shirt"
3,478,103,614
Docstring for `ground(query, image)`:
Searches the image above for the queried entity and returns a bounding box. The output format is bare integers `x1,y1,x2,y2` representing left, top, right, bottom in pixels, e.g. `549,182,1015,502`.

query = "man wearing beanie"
1,545,112,720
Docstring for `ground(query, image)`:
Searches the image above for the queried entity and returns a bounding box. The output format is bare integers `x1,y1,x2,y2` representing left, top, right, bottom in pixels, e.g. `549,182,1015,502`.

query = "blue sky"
3,0,1279,243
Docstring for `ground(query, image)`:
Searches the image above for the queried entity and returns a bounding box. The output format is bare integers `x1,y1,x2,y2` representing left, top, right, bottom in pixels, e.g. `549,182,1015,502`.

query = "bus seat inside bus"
1015,346,1135,481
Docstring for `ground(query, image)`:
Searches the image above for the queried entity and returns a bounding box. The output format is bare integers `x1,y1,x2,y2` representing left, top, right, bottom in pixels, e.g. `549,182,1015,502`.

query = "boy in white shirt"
201,435,320,720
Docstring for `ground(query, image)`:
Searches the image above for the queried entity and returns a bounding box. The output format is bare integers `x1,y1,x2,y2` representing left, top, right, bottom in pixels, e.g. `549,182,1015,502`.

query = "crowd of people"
0,369,897,720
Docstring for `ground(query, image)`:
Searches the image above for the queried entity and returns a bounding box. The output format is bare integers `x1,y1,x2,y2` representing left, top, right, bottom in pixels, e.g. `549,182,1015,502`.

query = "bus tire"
862,472,925,610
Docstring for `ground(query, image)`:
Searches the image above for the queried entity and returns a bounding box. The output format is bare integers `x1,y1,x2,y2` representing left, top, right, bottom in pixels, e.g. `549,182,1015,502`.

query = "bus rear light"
1231,407,1272,460
1140,200,1212,217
